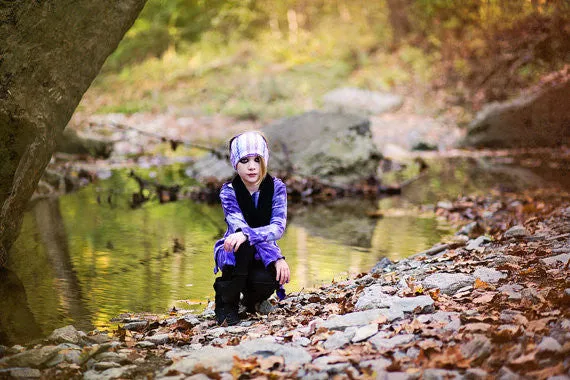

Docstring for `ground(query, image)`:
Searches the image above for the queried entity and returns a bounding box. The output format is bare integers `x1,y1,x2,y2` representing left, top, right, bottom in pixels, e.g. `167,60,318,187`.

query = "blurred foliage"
86,0,570,119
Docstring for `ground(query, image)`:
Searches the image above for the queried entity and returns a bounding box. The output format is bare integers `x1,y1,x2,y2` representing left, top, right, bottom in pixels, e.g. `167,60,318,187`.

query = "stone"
464,368,489,380
237,337,312,366
415,312,461,332
371,257,393,273
135,341,156,349
323,87,403,116
504,225,529,238
498,284,524,300
421,273,474,295
360,358,392,373
323,331,351,350
93,361,121,370
84,365,137,380
94,352,129,364
161,347,238,374
466,236,491,252
369,334,414,351
0,368,41,378
461,80,570,148
497,366,520,380
146,333,170,345
473,267,507,283
541,253,570,267
123,321,148,331
0,346,60,368
190,111,382,185
292,337,310,347
351,324,379,343
354,284,434,314
322,309,400,330
460,334,492,365
537,337,562,354
423,369,461,380
47,325,83,344
44,346,83,367
374,371,414,380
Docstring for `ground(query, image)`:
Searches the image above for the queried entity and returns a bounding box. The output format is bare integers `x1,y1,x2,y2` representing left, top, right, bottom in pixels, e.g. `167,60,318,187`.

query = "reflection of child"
213,131,290,326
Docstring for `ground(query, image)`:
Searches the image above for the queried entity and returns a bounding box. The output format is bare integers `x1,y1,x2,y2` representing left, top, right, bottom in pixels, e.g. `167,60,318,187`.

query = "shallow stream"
1,153,568,345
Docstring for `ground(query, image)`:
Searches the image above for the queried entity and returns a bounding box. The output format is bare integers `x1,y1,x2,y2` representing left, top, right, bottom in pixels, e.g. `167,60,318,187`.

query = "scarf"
232,174,274,228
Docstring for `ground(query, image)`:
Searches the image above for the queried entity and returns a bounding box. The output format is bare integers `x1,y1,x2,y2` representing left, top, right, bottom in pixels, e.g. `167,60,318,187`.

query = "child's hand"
274,258,290,285
224,232,247,252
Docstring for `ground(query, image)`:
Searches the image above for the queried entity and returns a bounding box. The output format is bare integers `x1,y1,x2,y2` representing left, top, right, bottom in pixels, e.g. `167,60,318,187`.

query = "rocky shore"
1,189,569,379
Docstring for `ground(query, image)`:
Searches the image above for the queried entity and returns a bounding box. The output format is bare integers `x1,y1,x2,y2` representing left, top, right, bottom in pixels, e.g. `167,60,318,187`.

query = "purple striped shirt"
213,177,287,273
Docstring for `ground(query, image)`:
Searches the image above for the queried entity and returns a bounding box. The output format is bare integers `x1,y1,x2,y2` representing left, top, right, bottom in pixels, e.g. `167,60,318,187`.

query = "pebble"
504,225,528,238
537,336,562,354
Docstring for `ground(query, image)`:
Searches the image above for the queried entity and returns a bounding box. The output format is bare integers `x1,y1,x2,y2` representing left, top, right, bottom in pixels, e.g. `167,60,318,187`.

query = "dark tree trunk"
0,1,147,267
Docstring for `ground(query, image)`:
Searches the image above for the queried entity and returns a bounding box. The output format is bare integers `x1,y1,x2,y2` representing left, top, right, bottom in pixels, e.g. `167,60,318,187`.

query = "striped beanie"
229,131,269,169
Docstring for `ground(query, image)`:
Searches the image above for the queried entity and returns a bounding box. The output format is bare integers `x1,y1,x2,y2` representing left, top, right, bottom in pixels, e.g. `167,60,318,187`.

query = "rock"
537,337,562,354
464,368,489,380
360,358,392,373
374,371,414,380
323,331,352,350
190,111,382,185
473,267,507,283
45,345,83,367
354,284,434,314
423,369,462,380
461,80,570,148
498,284,524,300
465,236,491,252
161,347,238,374
237,337,312,366
351,324,379,343
135,341,156,349
94,352,129,364
146,333,170,345
417,312,461,332
541,253,570,267
497,366,520,380
369,334,414,351
460,335,492,365
123,321,148,332
457,222,479,236
436,201,454,210
84,365,137,380
504,225,529,238
93,361,121,371
421,273,474,295
371,257,393,273
0,346,60,368
47,325,83,345
0,368,42,378
500,310,528,326
292,337,310,347
323,309,401,331
323,87,403,116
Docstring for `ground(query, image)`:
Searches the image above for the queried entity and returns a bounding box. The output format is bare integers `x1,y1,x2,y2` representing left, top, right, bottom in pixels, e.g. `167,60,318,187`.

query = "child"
213,131,290,326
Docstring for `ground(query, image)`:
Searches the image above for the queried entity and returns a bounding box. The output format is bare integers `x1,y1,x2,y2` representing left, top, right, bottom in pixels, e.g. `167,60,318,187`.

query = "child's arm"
220,179,287,245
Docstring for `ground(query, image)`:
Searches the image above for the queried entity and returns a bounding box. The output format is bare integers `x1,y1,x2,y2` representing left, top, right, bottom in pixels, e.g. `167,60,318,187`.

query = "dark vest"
232,174,274,228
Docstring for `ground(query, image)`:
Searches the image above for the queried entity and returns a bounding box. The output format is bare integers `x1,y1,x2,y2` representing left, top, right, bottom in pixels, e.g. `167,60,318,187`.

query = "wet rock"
322,309,401,330
84,365,137,380
355,284,434,314
504,225,529,238
351,323,378,343
422,273,474,295
369,333,414,351
323,87,403,115
464,368,489,380
423,368,462,380
47,325,83,345
135,341,156,349
460,335,492,365
473,267,507,283
541,253,570,267
0,367,41,378
0,346,60,368
147,333,170,345
123,321,148,332
537,337,562,354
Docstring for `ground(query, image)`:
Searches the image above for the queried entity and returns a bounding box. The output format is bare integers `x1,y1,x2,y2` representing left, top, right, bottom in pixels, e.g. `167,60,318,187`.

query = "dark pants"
214,244,279,318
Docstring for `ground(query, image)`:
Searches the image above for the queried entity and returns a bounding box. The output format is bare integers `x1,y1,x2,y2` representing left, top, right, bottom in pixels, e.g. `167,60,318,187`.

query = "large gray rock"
190,111,382,185
0,346,60,368
460,334,492,365
237,337,312,366
47,325,82,345
369,333,414,351
472,267,507,284
323,309,402,331
422,273,475,295
462,80,570,148
322,87,403,116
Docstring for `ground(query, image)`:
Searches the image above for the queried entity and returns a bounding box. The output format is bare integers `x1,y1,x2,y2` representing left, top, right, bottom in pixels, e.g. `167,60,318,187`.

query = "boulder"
422,273,474,295
190,111,382,185
462,80,570,148
322,87,403,116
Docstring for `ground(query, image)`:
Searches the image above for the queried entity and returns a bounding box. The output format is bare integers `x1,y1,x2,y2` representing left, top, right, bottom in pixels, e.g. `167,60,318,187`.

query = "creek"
1,153,568,346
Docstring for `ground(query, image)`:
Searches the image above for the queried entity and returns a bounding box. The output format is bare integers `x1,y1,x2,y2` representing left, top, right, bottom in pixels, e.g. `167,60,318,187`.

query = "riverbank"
1,187,569,379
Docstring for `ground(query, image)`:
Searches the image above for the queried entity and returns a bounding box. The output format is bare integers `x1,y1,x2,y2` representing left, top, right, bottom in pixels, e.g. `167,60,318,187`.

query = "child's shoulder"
272,176,286,189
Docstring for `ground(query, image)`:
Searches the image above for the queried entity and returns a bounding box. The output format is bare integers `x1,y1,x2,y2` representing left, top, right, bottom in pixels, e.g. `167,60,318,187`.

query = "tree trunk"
386,0,412,47
0,1,147,267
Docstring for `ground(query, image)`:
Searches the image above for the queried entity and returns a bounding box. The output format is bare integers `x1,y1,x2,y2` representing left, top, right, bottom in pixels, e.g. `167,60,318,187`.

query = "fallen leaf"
474,278,495,290
257,355,284,371
428,288,441,301
473,292,496,304
427,346,472,369
462,323,492,333
526,363,565,380
231,356,259,377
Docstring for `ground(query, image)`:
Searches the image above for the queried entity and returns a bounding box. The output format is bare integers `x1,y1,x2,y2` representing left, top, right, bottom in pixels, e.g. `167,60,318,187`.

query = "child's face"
236,155,261,188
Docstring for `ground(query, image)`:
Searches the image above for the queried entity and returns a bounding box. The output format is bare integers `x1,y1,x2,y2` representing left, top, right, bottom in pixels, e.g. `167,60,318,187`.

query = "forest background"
81,0,570,128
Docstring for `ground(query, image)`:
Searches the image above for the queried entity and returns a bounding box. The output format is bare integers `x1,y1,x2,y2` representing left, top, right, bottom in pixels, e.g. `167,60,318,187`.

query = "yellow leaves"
229,355,286,379
428,288,441,301
474,278,495,290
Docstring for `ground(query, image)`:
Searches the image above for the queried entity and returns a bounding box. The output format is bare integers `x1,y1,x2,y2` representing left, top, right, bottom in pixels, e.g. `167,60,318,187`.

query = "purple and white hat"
229,131,269,169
